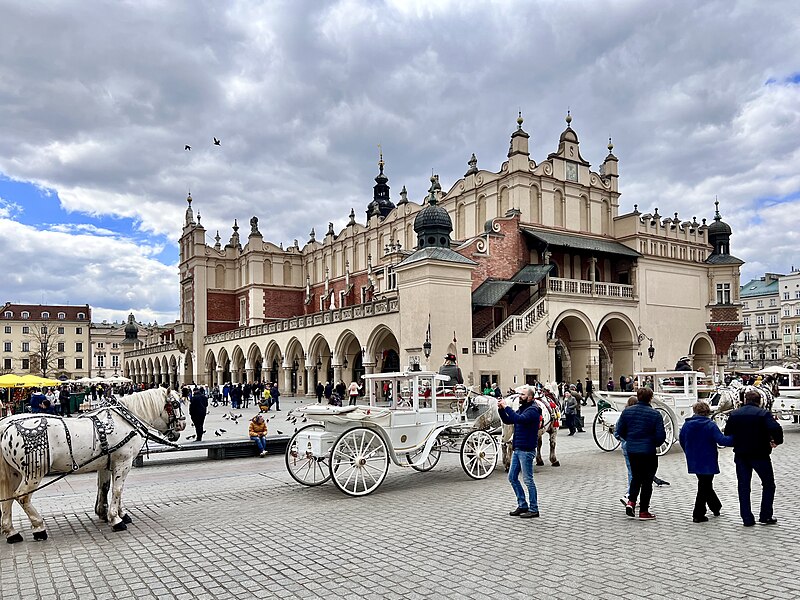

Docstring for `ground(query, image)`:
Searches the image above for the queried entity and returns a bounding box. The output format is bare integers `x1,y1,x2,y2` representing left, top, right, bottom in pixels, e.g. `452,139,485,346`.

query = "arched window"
498,187,509,217
579,196,589,232
215,264,225,288
601,199,611,235
3,311,11,318
456,203,466,239
77,312,86,320
554,191,564,228
529,186,540,223
283,261,292,286
57,312,66,320
41,311,50,319
476,195,487,230
263,260,272,284
21,311,30,319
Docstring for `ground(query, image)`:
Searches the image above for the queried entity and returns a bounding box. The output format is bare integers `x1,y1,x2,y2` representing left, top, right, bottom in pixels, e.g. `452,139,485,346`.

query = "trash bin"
70,392,86,413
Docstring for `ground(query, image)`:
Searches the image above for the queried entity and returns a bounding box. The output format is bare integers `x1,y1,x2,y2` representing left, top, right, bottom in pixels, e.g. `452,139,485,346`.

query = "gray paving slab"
1,408,797,600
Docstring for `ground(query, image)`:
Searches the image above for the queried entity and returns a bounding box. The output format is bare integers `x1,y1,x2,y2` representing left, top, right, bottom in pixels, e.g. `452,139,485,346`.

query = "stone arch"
160,356,169,386
366,324,400,373
334,329,364,385
169,355,178,388
147,358,155,385
284,337,306,395
553,309,595,384
230,345,246,384
307,333,333,390
247,342,263,382
184,350,194,385
264,340,282,385
529,184,540,224
689,333,716,375
596,313,638,383
205,350,217,386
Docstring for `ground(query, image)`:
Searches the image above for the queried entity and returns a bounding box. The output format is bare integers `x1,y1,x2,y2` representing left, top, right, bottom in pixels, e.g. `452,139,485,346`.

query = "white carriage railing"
548,277,635,300
472,297,547,356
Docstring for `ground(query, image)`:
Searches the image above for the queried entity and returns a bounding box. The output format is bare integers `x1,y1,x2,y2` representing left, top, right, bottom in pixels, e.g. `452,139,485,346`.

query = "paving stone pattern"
1,410,797,600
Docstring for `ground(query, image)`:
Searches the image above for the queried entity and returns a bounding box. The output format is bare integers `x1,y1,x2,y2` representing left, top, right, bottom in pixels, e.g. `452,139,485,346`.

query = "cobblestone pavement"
1,407,798,600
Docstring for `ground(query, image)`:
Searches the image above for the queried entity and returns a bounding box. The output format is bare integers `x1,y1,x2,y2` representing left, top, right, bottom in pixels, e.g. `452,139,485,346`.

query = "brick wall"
264,288,305,319
207,291,238,334
457,214,528,291
710,305,739,322
303,273,373,315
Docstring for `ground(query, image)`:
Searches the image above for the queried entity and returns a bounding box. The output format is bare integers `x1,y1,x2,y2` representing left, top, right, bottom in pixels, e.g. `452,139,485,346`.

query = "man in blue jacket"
615,387,666,520
678,401,733,522
498,387,542,519
724,390,783,526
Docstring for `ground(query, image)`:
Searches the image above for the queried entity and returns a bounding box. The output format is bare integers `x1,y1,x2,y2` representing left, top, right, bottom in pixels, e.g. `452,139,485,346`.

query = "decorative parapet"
125,342,178,358
204,297,400,345
548,277,635,300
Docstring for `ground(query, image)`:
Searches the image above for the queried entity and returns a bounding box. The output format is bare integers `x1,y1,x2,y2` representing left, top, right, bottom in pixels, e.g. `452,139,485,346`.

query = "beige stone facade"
124,114,743,392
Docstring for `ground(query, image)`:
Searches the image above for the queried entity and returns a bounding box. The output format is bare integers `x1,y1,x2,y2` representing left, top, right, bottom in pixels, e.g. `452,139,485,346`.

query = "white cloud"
0,0,799,315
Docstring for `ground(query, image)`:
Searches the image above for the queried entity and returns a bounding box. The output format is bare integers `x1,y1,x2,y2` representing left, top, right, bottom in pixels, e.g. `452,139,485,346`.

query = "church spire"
366,145,395,219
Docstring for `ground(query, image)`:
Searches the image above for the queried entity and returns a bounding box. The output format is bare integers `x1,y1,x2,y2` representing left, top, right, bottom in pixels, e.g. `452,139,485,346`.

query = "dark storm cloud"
0,0,799,321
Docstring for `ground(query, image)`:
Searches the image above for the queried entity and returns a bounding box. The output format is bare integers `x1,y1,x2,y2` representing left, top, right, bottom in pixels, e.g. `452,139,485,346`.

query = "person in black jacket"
498,387,542,518
189,386,208,441
615,387,666,520
724,390,783,526
316,381,324,403
59,386,72,417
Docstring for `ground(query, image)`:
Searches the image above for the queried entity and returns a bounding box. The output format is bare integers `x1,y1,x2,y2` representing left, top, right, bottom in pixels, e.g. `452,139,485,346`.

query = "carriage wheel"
460,430,498,480
285,425,331,486
406,438,442,472
329,427,389,497
655,407,675,456
592,407,621,452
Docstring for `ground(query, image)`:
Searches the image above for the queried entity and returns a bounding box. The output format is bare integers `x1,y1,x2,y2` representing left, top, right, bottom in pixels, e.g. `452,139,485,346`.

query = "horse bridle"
163,393,186,439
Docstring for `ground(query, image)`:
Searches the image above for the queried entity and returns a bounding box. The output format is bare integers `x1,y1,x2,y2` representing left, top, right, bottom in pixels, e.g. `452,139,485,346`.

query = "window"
785,309,791,317
744,350,751,361
756,315,764,325
361,286,368,304
239,298,246,326
97,355,105,368
756,300,763,308
786,347,792,357
3,342,10,352
771,349,779,360
716,283,731,304
758,330,764,340
796,291,800,299
796,307,800,316
3,358,10,370
770,298,776,307
386,266,397,291
75,342,83,353
319,296,325,312
796,324,800,334
57,358,65,370
742,302,748,309
769,314,778,324
97,342,105,349
21,311,29,319
785,292,790,300
21,342,29,352
77,312,86,320
76,327,82,335
786,326,792,335
743,332,750,342
112,343,118,349
76,358,83,370
22,358,29,370
57,342,65,352
41,311,49,319
40,326,47,334
3,326,9,334
743,316,750,326
57,312,65,320
3,311,11,318
22,326,29,334
111,355,119,367
771,330,778,340
57,326,64,334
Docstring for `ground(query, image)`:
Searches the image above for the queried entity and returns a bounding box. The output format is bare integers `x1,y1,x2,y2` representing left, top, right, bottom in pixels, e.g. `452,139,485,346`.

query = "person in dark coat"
724,390,784,526
584,377,596,406
269,382,281,411
242,382,252,409
59,386,72,417
679,401,733,522
324,381,333,402
230,383,243,410
189,386,208,441
615,387,666,520
498,387,542,518
675,356,692,372
316,381,324,403
575,380,583,396
438,353,464,387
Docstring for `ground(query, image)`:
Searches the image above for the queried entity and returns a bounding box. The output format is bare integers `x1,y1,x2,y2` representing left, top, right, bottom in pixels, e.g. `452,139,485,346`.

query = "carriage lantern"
647,341,655,361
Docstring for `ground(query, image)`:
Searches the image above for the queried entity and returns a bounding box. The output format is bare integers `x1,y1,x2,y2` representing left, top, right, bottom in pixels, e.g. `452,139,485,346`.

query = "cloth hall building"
123,114,743,394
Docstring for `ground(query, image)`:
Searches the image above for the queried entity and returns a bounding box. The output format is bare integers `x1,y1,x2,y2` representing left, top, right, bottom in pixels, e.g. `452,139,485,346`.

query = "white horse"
0,387,186,543
473,387,561,471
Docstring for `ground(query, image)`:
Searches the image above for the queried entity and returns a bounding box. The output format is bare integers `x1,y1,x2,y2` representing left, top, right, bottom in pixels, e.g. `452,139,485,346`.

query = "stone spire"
397,185,408,205
228,219,241,249
308,227,316,244
707,197,733,256
366,147,395,219
214,230,221,250
508,111,530,158
414,174,452,249
464,153,478,176
184,193,195,226
249,216,261,237
348,208,356,226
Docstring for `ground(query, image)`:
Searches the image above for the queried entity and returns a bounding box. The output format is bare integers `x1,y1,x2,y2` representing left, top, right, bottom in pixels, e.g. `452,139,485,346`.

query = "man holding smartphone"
498,386,542,519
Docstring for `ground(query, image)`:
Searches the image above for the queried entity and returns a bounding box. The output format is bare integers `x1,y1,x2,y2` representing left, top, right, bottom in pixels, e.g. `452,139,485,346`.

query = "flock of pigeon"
184,137,221,151
182,408,308,441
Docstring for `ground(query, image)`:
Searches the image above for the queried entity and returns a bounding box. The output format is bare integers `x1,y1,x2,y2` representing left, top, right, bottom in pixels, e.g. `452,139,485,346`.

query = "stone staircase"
472,297,547,356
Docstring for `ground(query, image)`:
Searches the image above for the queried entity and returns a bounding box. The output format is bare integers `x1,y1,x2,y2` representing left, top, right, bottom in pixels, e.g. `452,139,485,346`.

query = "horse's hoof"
33,531,48,541
121,514,132,524
551,461,561,467
535,461,544,467
6,533,23,544
112,522,128,532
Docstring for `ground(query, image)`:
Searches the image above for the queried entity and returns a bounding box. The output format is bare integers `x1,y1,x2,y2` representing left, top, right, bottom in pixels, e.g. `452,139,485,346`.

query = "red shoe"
625,501,635,518
639,511,656,520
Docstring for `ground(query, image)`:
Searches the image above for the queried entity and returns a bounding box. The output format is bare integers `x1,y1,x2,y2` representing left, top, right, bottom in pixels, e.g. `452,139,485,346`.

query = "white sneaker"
259,451,267,457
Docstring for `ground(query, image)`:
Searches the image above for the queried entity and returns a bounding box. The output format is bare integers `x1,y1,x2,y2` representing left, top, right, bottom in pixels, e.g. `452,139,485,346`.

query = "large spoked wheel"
406,438,442,472
285,425,331,486
593,407,621,452
329,427,390,497
655,407,676,456
460,430,498,480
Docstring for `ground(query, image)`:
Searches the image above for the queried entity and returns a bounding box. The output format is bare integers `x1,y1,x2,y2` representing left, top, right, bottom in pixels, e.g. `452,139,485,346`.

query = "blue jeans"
508,449,538,512
621,440,632,490
735,457,775,524
251,436,268,453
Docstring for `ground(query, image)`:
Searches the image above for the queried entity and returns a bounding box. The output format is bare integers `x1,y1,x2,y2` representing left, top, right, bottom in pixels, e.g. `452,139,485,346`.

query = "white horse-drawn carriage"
593,371,707,456
285,370,500,496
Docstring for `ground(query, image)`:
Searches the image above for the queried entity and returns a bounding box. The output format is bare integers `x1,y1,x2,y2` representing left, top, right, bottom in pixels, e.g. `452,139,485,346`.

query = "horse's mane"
118,388,169,424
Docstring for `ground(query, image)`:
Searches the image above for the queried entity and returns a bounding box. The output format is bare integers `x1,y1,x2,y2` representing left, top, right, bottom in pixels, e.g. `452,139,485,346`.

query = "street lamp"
647,341,655,361
343,355,348,369
423,314,432,361
316,355,322,370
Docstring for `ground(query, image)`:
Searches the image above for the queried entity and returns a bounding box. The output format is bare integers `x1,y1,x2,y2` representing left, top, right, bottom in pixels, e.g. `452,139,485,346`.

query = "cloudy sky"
1,0,799,324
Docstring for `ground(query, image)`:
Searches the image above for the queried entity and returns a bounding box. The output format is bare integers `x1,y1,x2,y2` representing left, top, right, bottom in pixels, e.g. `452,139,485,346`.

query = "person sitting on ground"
249,414,269,456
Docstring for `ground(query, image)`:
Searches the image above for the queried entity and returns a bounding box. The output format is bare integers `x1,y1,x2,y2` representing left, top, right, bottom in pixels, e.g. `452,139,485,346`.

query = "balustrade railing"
472,298,547,355
548,277,634,299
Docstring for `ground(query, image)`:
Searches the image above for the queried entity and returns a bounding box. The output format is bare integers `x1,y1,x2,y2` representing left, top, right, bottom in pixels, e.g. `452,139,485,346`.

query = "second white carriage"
284,371,499,496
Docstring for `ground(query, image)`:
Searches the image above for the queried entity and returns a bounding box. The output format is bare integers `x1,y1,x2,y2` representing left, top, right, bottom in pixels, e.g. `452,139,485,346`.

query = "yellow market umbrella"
0,374,26,388
18,375,62,387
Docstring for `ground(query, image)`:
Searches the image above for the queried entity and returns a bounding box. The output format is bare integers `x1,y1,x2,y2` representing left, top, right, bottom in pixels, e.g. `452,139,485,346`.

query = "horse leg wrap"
121,514,132,525
112,522,128,532
33,531,48,541
6,533,23,544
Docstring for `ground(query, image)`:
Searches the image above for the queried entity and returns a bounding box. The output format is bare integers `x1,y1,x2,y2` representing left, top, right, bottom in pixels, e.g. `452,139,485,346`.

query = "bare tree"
25,321,65,378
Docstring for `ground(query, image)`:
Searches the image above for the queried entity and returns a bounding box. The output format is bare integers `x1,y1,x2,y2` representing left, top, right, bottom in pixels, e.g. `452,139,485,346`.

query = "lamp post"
423,314,432,370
